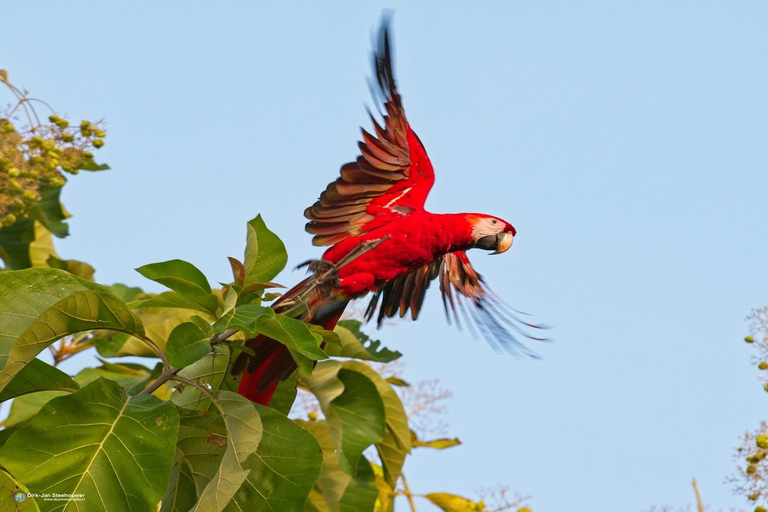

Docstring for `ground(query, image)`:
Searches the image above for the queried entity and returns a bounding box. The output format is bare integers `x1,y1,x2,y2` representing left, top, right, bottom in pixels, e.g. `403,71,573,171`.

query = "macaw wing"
364,251,546,356
305,18,435,247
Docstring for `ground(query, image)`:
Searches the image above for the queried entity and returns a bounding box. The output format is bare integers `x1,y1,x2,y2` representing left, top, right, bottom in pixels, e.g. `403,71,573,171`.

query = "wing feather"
364,251,547,356
305,17,435,246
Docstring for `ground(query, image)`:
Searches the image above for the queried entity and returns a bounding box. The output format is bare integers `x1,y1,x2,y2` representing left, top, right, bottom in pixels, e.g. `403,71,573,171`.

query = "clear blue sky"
5,2,768,510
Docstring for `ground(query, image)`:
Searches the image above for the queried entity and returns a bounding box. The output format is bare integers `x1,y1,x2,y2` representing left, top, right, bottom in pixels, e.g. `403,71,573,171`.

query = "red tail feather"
235,288,347,405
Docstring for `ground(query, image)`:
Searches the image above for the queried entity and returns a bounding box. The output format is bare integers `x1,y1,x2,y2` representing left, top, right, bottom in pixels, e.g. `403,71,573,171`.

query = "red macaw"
235,18,543,405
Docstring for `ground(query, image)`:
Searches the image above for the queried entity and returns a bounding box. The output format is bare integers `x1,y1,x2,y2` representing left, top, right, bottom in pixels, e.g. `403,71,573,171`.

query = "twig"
692,478,704,512
400,472,418,512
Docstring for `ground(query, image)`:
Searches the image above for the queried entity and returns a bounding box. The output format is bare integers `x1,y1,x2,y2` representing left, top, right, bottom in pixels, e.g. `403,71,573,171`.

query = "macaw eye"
491,220,497,224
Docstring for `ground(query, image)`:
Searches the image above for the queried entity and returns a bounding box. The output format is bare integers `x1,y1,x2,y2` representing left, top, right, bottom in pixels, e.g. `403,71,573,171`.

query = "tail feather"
235,281,348,405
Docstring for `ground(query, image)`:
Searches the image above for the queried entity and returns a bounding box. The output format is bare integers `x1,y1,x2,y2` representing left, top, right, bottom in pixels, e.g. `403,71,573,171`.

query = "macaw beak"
476,231,514,254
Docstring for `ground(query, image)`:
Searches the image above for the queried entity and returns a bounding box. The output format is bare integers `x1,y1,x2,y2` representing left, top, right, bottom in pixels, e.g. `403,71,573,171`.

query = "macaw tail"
234,277,347,405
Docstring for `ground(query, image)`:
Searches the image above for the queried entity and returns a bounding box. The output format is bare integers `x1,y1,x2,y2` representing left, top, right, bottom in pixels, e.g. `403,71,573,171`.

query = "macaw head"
468,214,516,255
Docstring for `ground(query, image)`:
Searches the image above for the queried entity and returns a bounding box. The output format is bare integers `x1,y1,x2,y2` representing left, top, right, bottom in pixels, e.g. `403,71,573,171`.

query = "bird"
234,16,545,405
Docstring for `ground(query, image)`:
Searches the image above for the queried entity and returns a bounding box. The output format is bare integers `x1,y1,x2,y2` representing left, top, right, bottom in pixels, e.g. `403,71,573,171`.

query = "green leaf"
242,215,287,285
93,306,202,358
74,361,162,396
46,254,95,281
223,404,323,512
0,468,39,511
166,321,212,368
0,268,143,394
302,361,386,475
330,320,402,362
31,187,68,238
136,259,219,314
342,361,411,488
213,305,326,376
0,358,79,402
194,391,263,512
108,283,145,302
171,346,233,411
160,453,198,512
132,290,217,314
75,156,109,171
301,420,377,512
268,369,298,416
424,493,487,512
0,378,179,512
0,218,35,269
0,391,68,428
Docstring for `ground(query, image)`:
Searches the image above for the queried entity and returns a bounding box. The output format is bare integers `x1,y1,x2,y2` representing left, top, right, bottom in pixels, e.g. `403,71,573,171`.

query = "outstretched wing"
364,251,547,356
305,18,435,247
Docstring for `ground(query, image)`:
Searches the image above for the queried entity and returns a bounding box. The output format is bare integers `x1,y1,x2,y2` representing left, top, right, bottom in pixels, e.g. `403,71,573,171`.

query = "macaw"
235,18,543,405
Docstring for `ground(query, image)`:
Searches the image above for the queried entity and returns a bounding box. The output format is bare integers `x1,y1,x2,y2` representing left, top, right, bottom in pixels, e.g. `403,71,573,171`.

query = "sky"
4,2,768,510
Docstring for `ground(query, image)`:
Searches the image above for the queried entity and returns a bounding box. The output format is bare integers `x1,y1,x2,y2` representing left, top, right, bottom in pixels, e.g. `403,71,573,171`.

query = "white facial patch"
471,217,504,240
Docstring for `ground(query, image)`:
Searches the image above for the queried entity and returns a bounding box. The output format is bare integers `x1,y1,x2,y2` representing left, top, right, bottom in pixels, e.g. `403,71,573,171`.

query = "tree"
0,71,532,512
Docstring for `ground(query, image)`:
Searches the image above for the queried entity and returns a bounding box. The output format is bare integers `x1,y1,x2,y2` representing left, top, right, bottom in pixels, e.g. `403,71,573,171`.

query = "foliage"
732,307,768,510
0,72,532,511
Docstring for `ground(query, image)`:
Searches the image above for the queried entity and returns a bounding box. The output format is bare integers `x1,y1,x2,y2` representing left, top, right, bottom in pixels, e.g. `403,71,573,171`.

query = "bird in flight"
235,17,545,405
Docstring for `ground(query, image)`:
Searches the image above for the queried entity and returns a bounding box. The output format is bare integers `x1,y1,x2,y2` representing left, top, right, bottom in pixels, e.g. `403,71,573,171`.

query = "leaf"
213,305,326,375
301,420,377,512
194,391,263,512
330,320,401,362
268,369,298,416
0,358,79,402
136,259,219,314
302,361,386,475
411,430,461,450
223,404,322,512
108,283,145,302
341,361,411,488
75,155,109,171
242,215,287,285
31,187,68,238
0,378,179,512
0,269,143,394
171,346,233,411
0,468,39,511
166,322,212,368
385,377,410,387
160,453,198,512
0,218,36,269
423,493,487,512
74,361,162,396
0,391,68,429
133,290,217,314
46,254,95,281
93,306,201,358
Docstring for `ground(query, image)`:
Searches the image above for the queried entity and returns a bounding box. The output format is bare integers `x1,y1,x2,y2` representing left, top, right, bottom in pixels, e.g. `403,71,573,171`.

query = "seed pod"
757,435,768,449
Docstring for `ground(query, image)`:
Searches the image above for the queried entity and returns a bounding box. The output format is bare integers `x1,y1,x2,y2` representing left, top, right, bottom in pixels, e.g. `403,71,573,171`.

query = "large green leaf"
0,378,179,512
166,321,212,368
136,259,219,314
242,215,287,285
171,346,234,411
224,404,322,512
0,468,39,512
302,361,386,475
0,358,79,402
0,268,143,394
342,362,411,488
301,420,377,512
330,320,401,362
0,391,68,429
194,391,263,512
